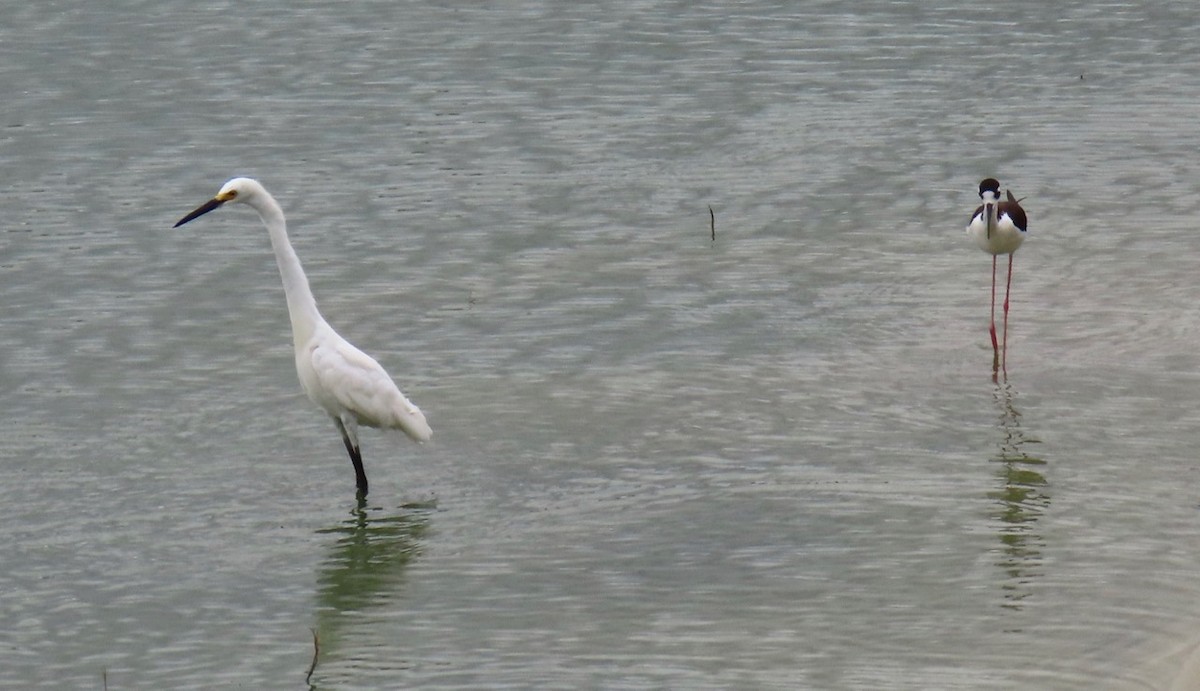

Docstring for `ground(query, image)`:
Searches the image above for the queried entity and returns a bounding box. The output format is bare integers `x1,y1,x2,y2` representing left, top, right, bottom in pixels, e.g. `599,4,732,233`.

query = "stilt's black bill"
173,198,225,227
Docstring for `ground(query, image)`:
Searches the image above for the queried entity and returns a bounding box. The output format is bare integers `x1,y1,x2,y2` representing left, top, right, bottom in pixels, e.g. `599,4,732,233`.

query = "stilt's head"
173,177,267,227
978,178,1001,199
978,178,1001,238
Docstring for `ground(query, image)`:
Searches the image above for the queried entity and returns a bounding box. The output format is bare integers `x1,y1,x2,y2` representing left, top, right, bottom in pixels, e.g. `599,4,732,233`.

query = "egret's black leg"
335,419,368,497
343,435,368,497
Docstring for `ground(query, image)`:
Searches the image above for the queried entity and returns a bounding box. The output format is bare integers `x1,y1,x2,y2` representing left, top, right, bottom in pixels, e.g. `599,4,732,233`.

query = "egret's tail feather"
394,397,432,442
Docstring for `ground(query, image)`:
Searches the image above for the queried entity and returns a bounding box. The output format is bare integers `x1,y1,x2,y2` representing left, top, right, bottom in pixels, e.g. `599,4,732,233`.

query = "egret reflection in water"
986,378,1050,611
310,502,433,684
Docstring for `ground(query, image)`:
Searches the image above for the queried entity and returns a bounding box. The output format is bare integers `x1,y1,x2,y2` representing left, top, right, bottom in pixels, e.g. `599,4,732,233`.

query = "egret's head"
977,178,1001,204
173,177,264,227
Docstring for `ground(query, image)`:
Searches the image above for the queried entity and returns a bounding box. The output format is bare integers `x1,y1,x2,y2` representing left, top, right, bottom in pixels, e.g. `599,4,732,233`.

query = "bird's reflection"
309,499,434,687
986,377,1049,611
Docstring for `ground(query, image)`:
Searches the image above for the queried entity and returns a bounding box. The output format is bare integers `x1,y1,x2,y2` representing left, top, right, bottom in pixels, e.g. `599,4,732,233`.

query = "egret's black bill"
173,198,225,228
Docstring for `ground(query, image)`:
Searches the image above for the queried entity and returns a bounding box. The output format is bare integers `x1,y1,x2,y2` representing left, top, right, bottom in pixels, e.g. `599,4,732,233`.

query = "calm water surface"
4,1,1200,688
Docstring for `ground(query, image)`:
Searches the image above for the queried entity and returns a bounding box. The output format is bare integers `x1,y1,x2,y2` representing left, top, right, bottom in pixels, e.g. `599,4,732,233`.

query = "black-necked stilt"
967,178,1028,362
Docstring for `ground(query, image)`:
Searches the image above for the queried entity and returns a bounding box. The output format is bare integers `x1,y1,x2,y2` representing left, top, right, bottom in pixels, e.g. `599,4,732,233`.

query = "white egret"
174,177,431,497
967,177,1028,364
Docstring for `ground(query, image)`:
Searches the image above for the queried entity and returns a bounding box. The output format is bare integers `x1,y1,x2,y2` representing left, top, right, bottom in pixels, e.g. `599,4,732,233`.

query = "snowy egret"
174,177,431,497
967,178,1028,362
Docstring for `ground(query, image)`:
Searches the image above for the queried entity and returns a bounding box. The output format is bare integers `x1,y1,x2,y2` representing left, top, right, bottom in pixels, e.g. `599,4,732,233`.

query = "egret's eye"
225,190,238,200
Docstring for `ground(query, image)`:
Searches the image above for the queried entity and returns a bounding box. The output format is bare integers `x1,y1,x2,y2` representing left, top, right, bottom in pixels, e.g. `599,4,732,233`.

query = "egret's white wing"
309,337,432,442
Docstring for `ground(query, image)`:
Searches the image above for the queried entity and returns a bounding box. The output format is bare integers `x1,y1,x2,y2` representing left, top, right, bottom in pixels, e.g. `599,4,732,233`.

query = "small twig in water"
709,206,715,242
305,627,320,684
102,669,108,691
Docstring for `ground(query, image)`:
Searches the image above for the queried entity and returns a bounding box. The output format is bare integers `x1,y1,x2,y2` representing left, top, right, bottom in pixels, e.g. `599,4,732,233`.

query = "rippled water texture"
5,1,1200,688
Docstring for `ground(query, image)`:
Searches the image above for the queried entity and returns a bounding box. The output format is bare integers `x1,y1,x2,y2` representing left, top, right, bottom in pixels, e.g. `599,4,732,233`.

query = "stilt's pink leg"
989,255,999,354
1001,253,1014,366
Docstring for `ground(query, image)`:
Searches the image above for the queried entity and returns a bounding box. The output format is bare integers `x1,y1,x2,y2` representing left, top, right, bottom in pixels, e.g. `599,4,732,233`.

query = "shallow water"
5,1,1200,688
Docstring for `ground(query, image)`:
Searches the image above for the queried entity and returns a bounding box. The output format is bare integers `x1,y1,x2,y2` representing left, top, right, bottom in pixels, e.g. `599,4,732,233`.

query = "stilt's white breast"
967,210,1026,256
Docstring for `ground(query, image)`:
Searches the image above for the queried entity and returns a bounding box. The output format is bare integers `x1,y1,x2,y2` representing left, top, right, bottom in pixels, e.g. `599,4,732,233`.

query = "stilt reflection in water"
986,378,1049,611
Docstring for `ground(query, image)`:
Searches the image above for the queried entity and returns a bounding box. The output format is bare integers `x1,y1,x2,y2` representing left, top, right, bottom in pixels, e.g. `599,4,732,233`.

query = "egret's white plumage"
966,177,1028,364
174,177,430,496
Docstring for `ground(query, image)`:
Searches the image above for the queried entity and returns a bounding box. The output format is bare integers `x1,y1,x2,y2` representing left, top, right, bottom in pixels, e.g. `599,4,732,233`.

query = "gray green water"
5,1,1200,688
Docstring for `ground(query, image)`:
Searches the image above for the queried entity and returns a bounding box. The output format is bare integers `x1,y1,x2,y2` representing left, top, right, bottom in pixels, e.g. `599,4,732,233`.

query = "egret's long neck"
254,194,325,349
